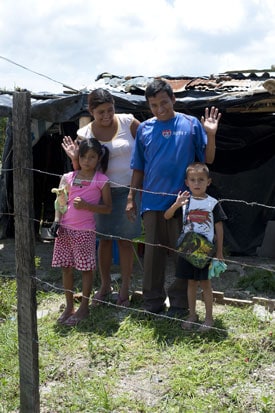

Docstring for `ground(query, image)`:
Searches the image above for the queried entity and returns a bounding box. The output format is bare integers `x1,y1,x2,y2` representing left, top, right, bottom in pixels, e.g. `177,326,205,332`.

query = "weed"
237,268,275,294
0,278,17,320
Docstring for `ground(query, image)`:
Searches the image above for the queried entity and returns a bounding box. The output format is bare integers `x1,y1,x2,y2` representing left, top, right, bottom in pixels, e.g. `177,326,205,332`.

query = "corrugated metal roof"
93,70,275,96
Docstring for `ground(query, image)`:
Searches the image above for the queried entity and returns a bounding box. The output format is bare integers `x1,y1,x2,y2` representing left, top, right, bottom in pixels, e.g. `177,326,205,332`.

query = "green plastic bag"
176,231,215,269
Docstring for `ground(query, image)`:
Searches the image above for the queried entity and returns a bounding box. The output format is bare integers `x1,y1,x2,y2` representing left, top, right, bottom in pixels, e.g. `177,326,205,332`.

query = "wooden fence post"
13,91,40,412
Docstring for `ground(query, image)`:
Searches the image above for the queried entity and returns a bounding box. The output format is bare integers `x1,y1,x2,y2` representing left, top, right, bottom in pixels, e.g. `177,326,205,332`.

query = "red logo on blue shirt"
162,129,172,138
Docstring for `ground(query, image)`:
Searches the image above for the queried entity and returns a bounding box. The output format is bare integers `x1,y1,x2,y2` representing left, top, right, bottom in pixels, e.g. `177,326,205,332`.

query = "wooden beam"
13,91,40,412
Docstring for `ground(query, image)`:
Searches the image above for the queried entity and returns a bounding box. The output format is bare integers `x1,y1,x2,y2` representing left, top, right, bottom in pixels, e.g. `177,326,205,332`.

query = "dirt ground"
1,237,275,301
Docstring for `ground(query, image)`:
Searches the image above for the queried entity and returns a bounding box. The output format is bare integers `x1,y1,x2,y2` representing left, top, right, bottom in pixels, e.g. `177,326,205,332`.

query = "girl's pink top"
60,170,109,231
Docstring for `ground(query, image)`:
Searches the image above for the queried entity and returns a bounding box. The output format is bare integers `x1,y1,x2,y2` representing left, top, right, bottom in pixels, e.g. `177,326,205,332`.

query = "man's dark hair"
145,79,174,101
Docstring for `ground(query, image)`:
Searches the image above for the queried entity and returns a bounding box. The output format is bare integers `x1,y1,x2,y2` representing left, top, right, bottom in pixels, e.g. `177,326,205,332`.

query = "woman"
62,88,141,307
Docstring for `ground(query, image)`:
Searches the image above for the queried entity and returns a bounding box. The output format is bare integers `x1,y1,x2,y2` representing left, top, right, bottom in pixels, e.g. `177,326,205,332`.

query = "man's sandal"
181,315,199,331
91,290,113,307
116,295,130,308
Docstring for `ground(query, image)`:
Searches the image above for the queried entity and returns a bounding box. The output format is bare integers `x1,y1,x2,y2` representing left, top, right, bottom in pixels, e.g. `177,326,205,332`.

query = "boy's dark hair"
88,88,114,111
79,138,109,173
145,79,174,101
186,162,210,177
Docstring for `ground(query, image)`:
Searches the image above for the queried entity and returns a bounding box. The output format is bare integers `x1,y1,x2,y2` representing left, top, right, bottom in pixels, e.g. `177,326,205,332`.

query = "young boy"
164,162,227,331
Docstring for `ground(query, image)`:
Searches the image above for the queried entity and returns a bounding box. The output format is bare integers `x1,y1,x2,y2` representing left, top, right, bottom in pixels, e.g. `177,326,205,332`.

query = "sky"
1,0,275,94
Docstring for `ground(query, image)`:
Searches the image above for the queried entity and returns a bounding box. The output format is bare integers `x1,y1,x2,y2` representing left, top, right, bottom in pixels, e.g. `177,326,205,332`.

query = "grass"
0,277,17,320
0,280,274,413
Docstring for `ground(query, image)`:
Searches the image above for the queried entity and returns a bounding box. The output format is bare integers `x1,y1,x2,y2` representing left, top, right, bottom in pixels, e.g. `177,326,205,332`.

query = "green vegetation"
0,278,17,320
237,268,275,295
0,285,274,412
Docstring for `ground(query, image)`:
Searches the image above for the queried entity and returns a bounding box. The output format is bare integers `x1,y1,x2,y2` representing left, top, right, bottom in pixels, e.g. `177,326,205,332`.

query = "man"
126,79,221,315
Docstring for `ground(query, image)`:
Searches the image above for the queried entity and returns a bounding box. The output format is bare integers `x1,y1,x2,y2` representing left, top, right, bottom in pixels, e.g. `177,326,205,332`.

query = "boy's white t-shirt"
182,195,218,243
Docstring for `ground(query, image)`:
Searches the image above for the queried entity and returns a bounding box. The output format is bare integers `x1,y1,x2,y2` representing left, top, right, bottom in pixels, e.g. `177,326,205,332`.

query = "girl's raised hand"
62,136,79,160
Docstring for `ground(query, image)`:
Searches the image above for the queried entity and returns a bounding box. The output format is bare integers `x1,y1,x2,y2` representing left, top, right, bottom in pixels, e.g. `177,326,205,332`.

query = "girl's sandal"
63,312,89,327
57,311,75,325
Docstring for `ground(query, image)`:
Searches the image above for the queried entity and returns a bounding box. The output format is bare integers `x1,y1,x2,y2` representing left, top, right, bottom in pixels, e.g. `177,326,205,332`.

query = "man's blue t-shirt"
131,112,207,213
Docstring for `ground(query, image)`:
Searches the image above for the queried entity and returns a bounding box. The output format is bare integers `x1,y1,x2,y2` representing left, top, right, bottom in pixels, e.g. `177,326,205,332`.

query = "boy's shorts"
175,256,209,281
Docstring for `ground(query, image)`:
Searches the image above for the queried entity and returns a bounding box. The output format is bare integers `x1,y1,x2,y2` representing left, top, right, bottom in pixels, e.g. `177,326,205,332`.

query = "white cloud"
173,0,247,33
0,0,274,93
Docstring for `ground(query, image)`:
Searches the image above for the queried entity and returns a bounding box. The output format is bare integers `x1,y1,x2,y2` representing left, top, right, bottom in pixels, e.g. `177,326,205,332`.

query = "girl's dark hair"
78,138,109,173
145,79,174,101
88,88,115,111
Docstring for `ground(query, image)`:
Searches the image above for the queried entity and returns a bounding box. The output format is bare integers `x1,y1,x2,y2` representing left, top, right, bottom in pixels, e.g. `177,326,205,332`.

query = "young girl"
51,138,112,326
164,162,227,331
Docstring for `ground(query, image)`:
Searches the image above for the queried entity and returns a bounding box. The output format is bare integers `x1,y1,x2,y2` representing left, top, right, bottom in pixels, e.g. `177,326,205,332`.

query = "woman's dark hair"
145,79,174,101
78,138,109,173
88,88,115,111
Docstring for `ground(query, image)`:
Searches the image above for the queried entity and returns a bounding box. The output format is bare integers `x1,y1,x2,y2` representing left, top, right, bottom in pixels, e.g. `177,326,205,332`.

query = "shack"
1,70,275,255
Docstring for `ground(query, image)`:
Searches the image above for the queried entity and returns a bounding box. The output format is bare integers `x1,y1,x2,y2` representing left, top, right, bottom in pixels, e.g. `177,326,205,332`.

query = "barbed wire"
32,276,229,332
2,166,275,211
4,216,275,273
0,55,79,93
1,229,274,335
1,166,275,275
0,271,235,334
2,265,274,335
1,164,275,336
0,256,273,335
1,209,275,274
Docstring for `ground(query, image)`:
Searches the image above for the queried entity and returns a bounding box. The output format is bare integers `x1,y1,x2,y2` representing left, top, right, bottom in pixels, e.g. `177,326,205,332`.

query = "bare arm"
164,191,190,220
130,117,140,138
214,221,224,260
73,182,112,214
53,175,68,222
126,169,144,221
53,210,61,223
62,135,80,170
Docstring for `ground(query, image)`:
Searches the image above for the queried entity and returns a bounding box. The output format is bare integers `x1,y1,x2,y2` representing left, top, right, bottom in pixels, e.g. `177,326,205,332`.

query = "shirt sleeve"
213,201,227,223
